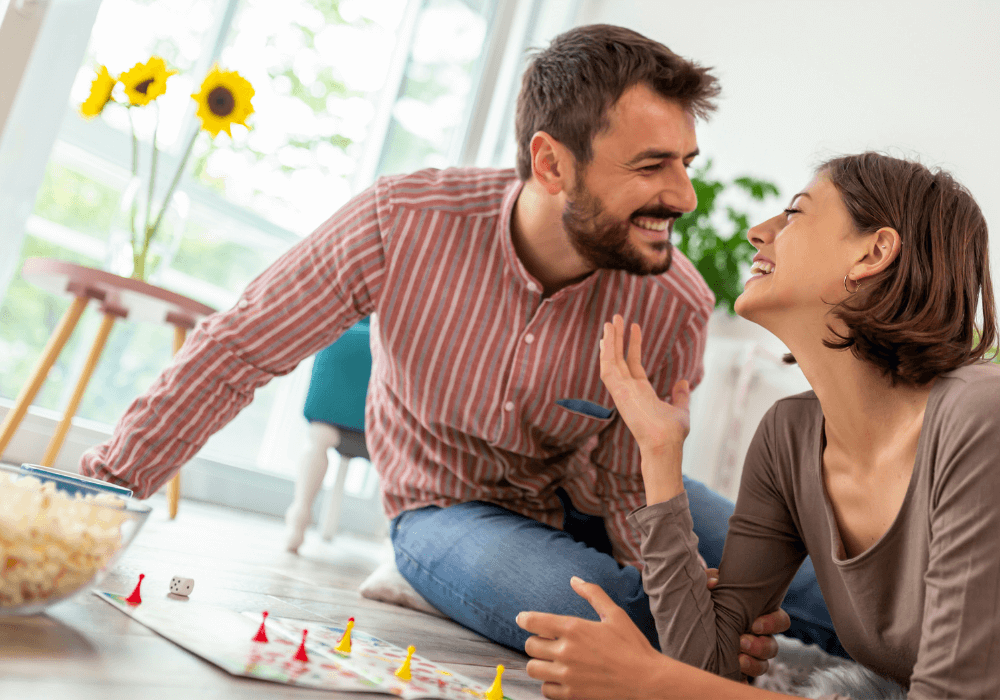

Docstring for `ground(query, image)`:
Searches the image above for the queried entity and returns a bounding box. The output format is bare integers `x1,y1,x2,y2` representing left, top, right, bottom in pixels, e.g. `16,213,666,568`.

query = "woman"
515,152,1000,699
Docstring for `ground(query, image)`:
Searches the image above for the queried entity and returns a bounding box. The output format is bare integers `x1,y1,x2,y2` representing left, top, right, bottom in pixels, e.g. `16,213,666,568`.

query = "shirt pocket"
556,398,615,421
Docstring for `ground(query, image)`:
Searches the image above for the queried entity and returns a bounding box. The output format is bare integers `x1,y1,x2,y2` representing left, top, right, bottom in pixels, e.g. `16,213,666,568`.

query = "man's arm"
80,184,388,496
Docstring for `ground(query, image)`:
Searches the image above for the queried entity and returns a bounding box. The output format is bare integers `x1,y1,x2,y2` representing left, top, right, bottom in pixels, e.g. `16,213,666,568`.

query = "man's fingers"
750,608,791,636
739,653,770,679
740,633,779,662
705,567,719,589
569,576,619,620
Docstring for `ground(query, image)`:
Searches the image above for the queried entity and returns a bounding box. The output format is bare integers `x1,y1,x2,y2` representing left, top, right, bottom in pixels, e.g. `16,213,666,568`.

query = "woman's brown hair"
514,24,719,181
785,152,997,385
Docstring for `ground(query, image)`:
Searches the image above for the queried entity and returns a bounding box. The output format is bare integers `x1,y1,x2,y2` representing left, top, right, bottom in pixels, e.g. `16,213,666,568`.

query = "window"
0,0,507,475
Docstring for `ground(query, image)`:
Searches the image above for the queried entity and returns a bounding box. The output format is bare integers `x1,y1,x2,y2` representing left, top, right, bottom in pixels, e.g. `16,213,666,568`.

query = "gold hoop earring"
844,274,862,294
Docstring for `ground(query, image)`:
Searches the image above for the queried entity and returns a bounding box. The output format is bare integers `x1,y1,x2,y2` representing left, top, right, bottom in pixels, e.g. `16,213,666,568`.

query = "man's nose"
659,165,698,214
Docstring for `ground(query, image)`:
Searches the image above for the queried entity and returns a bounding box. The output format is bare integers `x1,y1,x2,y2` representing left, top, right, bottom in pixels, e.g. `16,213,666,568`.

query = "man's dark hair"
785,152,997,385
514,24,720,181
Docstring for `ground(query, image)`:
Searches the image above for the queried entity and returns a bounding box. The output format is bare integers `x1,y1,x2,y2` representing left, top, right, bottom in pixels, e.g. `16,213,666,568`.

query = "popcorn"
0,473,130,607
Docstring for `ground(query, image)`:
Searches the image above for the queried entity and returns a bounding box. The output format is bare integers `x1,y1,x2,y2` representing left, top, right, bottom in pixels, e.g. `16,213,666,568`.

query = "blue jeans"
390,476,849,659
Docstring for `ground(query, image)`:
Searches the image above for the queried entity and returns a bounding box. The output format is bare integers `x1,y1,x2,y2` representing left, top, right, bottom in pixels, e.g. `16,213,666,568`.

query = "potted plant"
673,159,780,316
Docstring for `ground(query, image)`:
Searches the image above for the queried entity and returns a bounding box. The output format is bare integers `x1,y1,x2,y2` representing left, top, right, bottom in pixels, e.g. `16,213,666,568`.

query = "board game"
95,590,507,699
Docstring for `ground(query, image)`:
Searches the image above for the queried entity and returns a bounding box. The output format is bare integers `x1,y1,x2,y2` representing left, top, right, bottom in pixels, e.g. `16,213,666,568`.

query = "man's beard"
562,180,677,276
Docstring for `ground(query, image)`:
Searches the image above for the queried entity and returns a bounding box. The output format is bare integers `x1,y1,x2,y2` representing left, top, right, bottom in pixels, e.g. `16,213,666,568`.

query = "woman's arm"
517,577,843,700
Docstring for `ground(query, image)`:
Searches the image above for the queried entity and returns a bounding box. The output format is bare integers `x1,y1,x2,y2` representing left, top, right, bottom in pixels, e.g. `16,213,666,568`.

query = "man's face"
563,83,699,276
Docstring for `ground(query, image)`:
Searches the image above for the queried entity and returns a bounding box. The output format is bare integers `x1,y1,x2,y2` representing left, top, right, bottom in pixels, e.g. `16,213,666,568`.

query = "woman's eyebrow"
789,192,813,206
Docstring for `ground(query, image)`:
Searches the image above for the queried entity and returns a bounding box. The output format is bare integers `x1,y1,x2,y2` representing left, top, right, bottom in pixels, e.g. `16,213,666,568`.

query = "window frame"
0,0,573,532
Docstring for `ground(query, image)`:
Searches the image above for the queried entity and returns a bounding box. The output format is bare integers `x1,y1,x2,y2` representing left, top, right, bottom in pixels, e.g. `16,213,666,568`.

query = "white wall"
579,0,1000,310
568,0,1000,497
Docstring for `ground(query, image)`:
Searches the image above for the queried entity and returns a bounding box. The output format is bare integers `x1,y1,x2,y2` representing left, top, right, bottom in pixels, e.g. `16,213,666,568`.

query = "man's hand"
705,567,790,678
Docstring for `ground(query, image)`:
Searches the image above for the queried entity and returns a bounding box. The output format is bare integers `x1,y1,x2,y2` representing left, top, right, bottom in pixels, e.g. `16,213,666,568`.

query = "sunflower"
120,56,176,107
191,65,255,138
80,65,116,118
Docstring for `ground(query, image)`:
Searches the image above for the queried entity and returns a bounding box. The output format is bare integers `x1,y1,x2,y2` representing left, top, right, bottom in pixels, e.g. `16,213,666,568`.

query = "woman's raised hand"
599,315,690,452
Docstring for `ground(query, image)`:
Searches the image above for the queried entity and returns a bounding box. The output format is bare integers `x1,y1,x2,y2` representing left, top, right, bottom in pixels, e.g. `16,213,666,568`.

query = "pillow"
358,558,447,618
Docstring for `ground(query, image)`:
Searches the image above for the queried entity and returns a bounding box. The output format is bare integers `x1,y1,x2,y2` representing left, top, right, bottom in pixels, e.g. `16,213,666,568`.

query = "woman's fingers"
625,323,648,381
517,610,577,639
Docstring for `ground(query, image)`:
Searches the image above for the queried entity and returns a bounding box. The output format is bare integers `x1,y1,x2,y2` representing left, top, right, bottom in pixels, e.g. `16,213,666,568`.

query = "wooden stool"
0,257,216,518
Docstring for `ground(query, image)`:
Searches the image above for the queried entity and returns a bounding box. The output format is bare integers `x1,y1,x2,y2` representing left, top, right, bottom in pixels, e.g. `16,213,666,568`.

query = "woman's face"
735,173,860,324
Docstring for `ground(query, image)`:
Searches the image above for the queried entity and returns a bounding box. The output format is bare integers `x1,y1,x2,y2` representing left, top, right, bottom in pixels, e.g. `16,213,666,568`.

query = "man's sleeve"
79,184,389,496
591,308,710,567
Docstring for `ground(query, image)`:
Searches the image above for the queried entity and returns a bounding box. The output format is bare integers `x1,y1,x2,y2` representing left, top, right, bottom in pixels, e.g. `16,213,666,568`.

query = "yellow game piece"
486,664,504,700
395,645,415,681
335,617,355,654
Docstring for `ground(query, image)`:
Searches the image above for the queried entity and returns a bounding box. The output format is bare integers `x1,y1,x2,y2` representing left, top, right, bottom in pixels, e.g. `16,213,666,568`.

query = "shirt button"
504,401,514,412
526,281,539,294
524,333,534,344
238,299,249,310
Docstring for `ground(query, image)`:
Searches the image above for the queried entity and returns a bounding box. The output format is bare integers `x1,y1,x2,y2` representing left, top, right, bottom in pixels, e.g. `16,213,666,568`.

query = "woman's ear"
854,226,902,279
530,131,573,195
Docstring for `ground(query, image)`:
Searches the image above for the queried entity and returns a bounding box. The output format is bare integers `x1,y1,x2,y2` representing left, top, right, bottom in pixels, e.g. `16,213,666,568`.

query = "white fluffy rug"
754,635,906,699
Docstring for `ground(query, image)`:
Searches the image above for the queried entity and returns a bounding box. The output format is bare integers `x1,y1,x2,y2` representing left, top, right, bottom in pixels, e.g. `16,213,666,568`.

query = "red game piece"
293,629,309,662
252,611,269,643
125,573,145,605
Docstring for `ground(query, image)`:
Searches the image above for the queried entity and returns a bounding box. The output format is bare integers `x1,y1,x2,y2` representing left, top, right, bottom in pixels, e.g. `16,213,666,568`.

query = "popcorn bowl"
0,463,152,615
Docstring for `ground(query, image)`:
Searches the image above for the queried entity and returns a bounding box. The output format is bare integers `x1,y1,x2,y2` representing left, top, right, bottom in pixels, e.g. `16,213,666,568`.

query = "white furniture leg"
320,452,351,541
285,421,340,553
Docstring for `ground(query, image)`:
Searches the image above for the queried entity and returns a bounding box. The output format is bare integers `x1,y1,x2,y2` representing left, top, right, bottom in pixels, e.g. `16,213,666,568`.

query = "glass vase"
105,176,189,283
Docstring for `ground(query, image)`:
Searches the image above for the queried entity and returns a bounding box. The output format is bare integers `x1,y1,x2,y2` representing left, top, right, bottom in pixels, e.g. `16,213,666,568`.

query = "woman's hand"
600,315,690,503
517,576,670,700
599,315,690,453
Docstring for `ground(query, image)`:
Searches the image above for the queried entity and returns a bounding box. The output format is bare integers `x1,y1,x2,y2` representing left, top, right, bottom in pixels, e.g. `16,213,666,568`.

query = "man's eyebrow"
626,148,700,166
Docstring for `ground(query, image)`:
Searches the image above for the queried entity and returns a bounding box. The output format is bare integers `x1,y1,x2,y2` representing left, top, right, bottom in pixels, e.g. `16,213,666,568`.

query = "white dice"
169,576,194,596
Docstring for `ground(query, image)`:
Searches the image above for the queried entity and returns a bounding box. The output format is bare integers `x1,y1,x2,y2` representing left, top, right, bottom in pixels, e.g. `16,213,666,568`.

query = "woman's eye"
783,207,802,217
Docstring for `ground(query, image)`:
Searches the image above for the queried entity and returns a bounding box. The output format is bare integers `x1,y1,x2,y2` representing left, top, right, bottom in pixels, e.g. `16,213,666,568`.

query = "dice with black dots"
169,576,194,596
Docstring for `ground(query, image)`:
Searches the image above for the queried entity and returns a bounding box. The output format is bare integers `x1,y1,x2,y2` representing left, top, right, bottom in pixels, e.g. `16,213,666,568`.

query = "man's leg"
390,500,657,652
682,475,851,659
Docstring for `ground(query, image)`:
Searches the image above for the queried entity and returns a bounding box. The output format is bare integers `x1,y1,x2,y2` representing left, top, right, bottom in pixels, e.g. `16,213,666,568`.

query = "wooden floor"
0,493,543,700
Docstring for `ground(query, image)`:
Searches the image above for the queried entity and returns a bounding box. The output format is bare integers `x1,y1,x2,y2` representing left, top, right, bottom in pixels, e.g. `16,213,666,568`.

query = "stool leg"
0,296,88,458
285,421,340,553
40,312,117,468
320,451,351,542
166,327,186,519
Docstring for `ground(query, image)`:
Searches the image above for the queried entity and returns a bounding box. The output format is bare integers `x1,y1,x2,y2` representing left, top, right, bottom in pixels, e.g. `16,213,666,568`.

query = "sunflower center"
135,79,154,95
208,87,235,117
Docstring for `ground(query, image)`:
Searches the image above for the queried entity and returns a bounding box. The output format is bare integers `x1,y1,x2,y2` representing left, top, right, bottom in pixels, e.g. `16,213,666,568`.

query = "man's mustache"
630,207,685,221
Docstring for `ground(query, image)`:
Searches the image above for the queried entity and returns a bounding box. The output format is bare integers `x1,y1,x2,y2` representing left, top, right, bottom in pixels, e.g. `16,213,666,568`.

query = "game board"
95,590,507,699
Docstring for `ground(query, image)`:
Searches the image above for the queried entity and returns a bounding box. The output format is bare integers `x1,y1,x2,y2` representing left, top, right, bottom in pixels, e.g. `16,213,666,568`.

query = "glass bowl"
0,463,152,615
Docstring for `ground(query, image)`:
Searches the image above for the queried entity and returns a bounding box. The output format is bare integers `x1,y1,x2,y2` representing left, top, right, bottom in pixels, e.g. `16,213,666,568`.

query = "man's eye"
639,163,662,173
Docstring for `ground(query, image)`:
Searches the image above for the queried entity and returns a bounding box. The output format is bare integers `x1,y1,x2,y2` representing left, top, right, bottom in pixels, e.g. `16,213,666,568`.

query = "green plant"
673,160,781,315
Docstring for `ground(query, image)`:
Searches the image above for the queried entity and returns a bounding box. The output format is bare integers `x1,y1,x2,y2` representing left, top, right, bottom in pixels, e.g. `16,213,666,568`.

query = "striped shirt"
80,167,715,567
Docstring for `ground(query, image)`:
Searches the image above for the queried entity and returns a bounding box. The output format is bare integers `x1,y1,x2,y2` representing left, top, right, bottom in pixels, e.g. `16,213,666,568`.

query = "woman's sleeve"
627,401,808,681
907,378,1000,698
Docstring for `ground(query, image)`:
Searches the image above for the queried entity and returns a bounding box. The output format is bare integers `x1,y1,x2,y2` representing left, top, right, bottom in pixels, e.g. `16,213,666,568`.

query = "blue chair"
285,318,373,552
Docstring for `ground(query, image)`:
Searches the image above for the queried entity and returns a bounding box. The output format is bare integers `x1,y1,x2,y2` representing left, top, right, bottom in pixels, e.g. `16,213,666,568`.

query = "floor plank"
1,493,543,700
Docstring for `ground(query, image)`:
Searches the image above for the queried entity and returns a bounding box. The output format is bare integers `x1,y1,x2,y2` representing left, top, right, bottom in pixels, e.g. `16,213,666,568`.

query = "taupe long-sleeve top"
628,362,1000,699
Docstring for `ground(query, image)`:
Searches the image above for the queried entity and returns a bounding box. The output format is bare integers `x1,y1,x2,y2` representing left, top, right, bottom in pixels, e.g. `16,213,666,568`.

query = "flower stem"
150,128,199,237
127,107,139,253
144,102,160,251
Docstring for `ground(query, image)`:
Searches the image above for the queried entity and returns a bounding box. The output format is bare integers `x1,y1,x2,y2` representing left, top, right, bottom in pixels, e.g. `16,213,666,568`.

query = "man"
81,24,845,674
